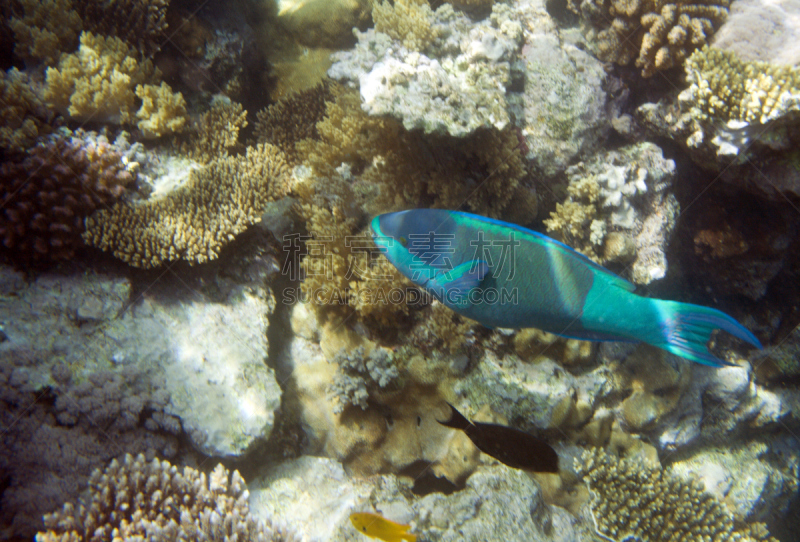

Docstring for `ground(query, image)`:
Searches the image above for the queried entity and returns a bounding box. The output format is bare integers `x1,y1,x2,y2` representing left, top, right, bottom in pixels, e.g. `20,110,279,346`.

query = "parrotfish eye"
398,236,408,247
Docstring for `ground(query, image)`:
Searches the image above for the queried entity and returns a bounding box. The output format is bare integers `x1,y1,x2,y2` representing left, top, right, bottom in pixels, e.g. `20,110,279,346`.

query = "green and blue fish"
370,209,761,367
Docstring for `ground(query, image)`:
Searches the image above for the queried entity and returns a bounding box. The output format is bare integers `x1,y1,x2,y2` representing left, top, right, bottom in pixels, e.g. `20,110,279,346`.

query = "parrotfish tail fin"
653,300,762,367
437,402,472,431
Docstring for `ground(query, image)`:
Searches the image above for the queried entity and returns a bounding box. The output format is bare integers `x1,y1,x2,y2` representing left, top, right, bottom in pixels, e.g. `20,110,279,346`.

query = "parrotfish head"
370,210,458,285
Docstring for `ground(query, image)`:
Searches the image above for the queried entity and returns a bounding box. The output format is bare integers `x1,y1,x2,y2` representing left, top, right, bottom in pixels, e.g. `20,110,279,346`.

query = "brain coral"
83,143,291,268
569,0,730,77
37,453,295,541
0,136,135,264
576,447,778,542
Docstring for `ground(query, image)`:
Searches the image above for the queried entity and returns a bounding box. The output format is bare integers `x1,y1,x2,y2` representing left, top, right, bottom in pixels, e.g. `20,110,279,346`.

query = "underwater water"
1,0,800,541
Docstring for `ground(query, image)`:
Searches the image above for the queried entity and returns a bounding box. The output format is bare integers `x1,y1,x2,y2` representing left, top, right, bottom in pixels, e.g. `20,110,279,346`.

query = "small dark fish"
437,402,559,473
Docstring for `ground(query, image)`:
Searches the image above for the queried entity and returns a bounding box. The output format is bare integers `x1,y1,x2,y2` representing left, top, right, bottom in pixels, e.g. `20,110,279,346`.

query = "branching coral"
186,96,248,163
329,346,400,413
576,448,779,542
8,0,82,66
44,32,186,135
680,46,800,126
569,0,730,77
0,68,51,152
75,0,169,57
83,143,291,268
0,135,135,263
372,0,439,52
254,80,337,165
37,453,295,541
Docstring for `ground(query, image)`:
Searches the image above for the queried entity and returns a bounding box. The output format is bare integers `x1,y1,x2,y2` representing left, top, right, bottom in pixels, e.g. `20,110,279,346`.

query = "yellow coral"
44,32,153,123
83,144,290,268
681,46,800,125
372,0,440,52
135,82,187,138
9,0,82,66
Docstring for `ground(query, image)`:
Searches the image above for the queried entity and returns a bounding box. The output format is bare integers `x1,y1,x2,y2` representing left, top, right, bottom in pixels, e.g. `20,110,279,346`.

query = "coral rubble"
0,135,135,263
37,453,294,541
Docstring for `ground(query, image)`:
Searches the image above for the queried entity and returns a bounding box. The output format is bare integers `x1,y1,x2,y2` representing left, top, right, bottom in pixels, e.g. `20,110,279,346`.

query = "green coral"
576,448,779,542
680,46,800,125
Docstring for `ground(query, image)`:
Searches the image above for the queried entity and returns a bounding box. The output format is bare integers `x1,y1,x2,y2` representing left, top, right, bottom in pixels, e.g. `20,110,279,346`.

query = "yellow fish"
350,512,417,542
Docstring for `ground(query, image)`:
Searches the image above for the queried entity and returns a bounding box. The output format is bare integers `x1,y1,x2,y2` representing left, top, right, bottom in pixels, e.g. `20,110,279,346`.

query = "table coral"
569,0,730,77
44,31,186,135
0,135,135,264
36,453,295,541
83,143,290,268
576,447,779,542
8,0,82,66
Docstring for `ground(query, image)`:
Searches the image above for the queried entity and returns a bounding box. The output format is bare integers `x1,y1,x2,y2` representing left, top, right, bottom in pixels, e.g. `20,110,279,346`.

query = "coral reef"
8,0,82,65
75,0,168,57
329,346,399,413
568,0,730,77
254,80,338,165
186,95,248,163
83,143,290,268
275,0,372,49
372,0,439,53
44,32,186,135
544,142,679,284
37,453,295,541
329,2,521,137
0,67,51,152
576,447,779,541
710,0,800,65
0,134,135,264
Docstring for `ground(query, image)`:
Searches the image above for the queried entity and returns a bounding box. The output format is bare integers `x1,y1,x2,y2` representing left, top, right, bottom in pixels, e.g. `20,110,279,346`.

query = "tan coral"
372,0,440,52
75,0,169,56
83,143,290,268
186,97,248,163
8,0,82,66
570,0,729,77
576,447,779,542
0,68,50,152
135,82,188,138
254,80,338,165
37,453,295,541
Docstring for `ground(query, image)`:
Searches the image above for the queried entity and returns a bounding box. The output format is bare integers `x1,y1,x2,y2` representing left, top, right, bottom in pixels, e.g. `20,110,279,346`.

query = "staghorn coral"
8,0,82,66
75,0,169,57
36,453,295,541
0,135,135,263
0,67,51,152
680,46,800,127
372,0,439,53
569,0,729,77
254,80,337,165
186,96,248,163
83,143,290,268
576,447,779,542
44,32,186,135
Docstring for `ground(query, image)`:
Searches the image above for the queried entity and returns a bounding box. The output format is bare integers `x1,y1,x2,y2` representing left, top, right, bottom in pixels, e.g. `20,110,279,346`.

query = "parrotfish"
438,402,560,473
370,209,762,367
350,512,416,542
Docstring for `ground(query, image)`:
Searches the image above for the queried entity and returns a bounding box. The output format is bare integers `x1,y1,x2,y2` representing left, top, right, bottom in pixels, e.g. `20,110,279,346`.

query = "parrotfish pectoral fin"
427,260,488,307
654,300,762,367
